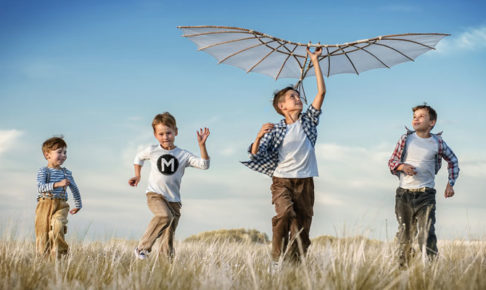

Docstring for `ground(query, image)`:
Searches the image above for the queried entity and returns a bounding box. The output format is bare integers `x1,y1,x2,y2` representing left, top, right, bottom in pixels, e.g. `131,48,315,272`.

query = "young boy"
388,104,459,266
242,48,326,263
129,112,210,260
36,136,82,258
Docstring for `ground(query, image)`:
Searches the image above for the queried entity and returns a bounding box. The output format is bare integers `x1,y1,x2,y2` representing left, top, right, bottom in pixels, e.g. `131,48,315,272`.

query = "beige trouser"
137,192,181,258
35,199,70,258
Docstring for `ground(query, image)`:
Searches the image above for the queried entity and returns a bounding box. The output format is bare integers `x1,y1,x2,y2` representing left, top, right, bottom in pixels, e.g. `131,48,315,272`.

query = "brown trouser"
271,177,314,262
137,192,181,258
395,187,438,265
35,199,70,258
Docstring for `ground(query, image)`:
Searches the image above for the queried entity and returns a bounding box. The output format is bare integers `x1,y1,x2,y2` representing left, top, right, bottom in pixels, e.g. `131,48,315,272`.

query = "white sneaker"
134,248,148,260
270,261,281,274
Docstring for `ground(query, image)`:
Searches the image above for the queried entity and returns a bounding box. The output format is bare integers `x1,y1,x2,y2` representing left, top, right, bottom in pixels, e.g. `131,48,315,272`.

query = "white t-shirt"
273,119,318,178
134,145,209,202
399,133,438,189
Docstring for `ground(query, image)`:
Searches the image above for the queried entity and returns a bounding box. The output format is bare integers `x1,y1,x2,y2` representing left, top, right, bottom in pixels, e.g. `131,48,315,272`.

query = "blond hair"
152,112,177,131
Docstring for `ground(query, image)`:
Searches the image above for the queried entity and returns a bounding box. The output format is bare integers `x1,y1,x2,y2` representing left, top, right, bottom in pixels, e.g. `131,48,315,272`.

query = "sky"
1,0,485,242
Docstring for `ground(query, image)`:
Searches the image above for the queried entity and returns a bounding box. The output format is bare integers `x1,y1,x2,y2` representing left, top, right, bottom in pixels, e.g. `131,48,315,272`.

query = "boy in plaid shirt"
242,47,326,263
388,104,459,266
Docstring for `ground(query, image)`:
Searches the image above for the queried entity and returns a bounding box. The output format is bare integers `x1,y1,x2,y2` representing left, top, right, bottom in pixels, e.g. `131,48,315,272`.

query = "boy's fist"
257,123,274,139
70,208,80,215
129,176,141,187
56,179,70,187
400,164,416,176
445,183,455,198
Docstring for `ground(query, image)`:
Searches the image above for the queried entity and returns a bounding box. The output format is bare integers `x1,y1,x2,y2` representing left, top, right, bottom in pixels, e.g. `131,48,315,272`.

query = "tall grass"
1,232,485,289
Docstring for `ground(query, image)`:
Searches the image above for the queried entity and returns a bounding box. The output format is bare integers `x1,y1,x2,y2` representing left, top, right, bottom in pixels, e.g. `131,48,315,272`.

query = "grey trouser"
395,187,438,264
271,177,314,262
138,192,181,258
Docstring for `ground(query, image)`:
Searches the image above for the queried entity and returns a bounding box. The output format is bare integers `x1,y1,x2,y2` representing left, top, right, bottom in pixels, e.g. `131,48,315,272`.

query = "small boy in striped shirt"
36,136,82,258
388,104,459,266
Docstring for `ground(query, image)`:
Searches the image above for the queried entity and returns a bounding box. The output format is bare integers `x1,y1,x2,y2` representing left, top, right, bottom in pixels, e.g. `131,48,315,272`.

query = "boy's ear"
43,151,49,160
430,119,437,128
175,127,178,136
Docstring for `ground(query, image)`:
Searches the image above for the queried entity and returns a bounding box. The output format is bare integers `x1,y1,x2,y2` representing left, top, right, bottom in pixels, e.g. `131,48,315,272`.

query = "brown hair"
272,86,299,116
152,112,177,131
42,136,67,158
412,103,437,122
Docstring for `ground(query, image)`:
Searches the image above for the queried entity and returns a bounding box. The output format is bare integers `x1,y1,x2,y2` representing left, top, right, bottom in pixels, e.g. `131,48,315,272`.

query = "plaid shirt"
241,105,321,176
388,129,460,186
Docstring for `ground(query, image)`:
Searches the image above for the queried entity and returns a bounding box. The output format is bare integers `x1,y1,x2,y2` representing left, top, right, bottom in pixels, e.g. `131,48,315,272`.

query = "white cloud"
220,146,236,157
379,4,419,13
316,143,393,191
436,25,486,54
315,192,343,206
0,129,23,156
21,60,65,80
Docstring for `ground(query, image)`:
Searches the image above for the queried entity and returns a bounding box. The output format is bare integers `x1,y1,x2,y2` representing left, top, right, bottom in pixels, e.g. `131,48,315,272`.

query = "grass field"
1,230,485,290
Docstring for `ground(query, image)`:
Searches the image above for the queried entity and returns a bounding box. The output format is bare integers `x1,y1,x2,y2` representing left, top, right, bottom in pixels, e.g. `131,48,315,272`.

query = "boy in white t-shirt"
388,104,459,266
129,112,210,260
242,47,326,263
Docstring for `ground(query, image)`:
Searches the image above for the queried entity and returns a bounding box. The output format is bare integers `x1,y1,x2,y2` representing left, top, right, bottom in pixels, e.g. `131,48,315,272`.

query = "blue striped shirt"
37,167,82,209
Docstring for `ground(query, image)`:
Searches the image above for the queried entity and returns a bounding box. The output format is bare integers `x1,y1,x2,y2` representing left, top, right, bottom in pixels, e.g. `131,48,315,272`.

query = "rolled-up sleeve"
37,167,54,193
134,146,151,166
187,152,210,170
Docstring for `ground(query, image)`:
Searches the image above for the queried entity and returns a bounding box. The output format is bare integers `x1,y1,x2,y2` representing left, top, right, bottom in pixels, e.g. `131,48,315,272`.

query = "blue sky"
1,0,485,241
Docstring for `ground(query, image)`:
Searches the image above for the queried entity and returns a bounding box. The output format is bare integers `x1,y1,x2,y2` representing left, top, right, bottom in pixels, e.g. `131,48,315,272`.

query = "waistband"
398,187,434,193
37,195,67,201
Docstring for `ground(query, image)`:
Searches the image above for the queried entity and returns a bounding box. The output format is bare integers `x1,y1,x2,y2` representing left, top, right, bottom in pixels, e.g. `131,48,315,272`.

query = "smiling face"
412,108,436,133
154,123,177,150
278,89,303,114
45,147,67,168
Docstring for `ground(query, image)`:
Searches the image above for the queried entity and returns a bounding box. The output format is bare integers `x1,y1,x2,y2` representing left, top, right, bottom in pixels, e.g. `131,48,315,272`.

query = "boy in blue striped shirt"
36,136,82,258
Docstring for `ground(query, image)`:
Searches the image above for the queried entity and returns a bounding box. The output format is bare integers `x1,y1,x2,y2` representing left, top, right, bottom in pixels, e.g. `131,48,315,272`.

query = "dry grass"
1,230,485,290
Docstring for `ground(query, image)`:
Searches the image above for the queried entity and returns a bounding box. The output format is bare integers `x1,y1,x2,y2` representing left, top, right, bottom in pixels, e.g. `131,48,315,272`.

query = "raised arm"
196,127,210,160
307,47,326,111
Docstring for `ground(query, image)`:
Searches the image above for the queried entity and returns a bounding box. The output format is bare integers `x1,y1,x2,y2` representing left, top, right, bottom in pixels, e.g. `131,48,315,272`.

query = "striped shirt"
388,129,460,186
37,167,82,209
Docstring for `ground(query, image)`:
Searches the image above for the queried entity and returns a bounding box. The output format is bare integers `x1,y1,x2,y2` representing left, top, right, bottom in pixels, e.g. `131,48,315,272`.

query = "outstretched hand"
70,208,80,215
307,47,323,61
197,128,210,145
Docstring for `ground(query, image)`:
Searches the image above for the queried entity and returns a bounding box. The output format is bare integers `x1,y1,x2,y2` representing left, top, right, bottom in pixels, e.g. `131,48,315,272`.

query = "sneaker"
270,261,281,274
134,248,148,260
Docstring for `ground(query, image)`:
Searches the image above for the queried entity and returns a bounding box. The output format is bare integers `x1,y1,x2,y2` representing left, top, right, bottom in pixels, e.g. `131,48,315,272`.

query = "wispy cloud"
0,129,23,157
21,60,65,80
379,4,420,13
436,25,486,53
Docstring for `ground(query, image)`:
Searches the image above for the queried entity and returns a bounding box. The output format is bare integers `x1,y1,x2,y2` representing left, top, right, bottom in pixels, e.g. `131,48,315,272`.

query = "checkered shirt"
388,129,460,186
241,105,321,177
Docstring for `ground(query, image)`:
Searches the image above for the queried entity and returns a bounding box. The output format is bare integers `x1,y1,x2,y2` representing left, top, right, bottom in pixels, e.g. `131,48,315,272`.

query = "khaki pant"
271,177,314,262
137,192,181,258
395,187,438,266
35,199,69,258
